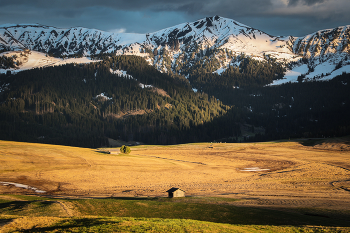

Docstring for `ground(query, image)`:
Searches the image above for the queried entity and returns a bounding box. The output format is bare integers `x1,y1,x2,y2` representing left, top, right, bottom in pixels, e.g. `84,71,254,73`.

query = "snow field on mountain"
269,65,308,85
269,61,350,85
0,51,98,74
306,62,350,81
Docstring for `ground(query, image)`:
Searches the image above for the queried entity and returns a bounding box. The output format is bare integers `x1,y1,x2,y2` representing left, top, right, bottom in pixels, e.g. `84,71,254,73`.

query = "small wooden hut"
166,187,185,198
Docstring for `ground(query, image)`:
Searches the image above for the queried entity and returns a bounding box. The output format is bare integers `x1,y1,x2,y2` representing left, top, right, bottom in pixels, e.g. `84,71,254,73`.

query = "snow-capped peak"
1,16,350,84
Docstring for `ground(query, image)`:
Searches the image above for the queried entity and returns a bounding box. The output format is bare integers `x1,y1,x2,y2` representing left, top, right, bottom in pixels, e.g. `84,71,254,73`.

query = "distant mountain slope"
0,24,146,55
147,15,294,58
278,25,350,84
1,16,350,84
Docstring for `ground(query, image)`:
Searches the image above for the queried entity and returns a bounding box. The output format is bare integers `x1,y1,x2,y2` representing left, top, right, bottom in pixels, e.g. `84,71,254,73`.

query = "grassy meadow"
0,138,350,232
0,194,349,232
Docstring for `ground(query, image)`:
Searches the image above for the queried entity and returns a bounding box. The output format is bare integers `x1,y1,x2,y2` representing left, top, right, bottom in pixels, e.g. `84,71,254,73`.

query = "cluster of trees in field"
0,55,240,147
0,55,17,69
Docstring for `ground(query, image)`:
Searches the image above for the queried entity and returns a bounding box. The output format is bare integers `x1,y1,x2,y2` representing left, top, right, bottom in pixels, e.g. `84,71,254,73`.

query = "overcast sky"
0,0,349,37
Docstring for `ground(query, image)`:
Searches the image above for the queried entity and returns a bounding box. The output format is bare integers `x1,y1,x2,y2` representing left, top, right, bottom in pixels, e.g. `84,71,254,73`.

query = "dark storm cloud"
0,0,274,33
0,0,273,17
0,0,349,37
288,0,326,6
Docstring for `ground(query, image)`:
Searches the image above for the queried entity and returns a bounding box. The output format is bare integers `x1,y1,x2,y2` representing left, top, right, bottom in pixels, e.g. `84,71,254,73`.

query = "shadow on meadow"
65,197,350,227
19,218,121,233
298,136,350,148
1,196,350,232
0,218,14,227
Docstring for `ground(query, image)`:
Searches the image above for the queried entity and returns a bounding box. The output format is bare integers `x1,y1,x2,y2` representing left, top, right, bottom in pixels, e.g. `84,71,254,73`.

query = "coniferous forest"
0,55,349,148
0,55,238,147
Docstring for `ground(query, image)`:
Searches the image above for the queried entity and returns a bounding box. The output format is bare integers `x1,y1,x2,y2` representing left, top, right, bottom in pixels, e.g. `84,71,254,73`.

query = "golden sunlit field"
1,138,350,210
1,138,350,232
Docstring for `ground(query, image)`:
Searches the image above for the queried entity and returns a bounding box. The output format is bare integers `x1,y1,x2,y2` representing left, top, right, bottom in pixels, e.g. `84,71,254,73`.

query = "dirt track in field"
0,139,350,210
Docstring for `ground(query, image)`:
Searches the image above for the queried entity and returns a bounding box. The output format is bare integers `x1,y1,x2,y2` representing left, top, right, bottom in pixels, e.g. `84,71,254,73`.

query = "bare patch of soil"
150,87,170,98
106,109,152,120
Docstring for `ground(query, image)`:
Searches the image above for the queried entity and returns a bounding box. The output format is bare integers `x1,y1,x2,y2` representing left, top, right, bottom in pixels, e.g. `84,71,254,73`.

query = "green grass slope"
1,195,349,232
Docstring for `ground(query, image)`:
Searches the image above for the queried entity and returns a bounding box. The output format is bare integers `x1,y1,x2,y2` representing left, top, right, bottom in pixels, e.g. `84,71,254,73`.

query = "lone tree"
120,145,131,154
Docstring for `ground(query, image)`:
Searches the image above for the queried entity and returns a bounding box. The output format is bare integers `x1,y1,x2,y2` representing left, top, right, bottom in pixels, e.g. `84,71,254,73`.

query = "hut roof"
166,187,185,193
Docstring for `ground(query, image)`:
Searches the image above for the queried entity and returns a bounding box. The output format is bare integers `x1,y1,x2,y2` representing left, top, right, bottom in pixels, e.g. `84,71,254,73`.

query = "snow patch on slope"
269,64,308,85
95,93,112,100
0,51,97,74
270,62,350,85
110,68,133,78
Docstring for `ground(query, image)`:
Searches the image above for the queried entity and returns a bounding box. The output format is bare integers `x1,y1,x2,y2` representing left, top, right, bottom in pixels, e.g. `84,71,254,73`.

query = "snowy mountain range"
1,16,350,85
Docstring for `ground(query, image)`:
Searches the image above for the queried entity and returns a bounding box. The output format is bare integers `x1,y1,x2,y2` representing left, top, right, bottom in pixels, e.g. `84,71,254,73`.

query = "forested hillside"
0,55,240,147
188,54,286,91
1,53,349,148
220,73,350,141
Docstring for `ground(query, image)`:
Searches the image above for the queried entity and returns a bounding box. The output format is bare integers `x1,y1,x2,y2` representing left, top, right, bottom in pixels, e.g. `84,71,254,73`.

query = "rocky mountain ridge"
1,16,350,84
